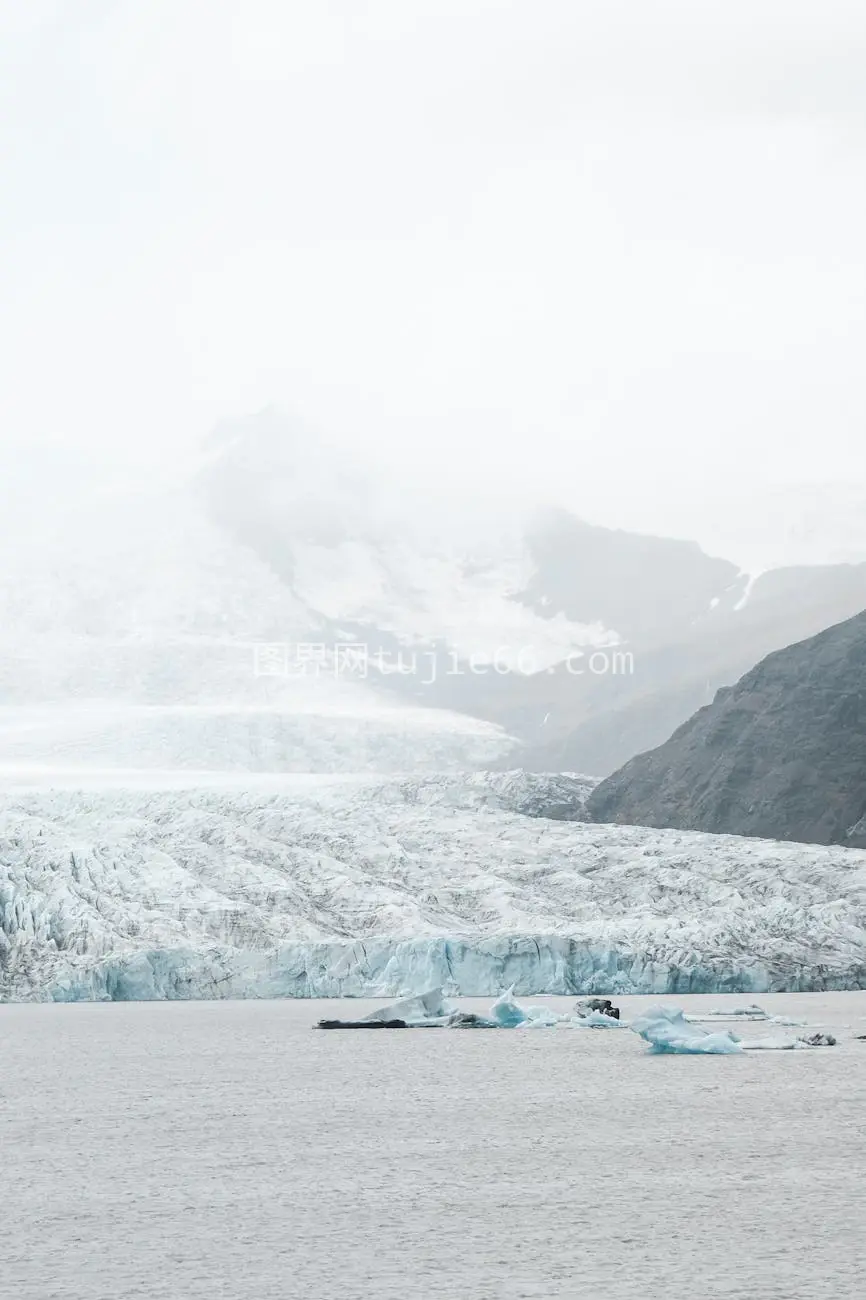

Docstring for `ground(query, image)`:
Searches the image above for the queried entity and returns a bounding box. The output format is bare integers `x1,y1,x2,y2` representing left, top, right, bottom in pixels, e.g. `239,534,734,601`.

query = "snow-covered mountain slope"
0,417,616,773
0,480,609,676
0,485,312,646
1,775,863,1001
0,457,528,770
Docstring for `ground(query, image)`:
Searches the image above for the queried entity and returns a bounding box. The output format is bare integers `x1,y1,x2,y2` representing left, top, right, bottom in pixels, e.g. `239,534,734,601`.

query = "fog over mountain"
3,1,866,567
1,409,865,784
0,6,864,852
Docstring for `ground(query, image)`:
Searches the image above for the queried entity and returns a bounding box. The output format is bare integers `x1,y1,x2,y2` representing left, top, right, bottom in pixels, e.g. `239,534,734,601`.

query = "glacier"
1,772,865,1001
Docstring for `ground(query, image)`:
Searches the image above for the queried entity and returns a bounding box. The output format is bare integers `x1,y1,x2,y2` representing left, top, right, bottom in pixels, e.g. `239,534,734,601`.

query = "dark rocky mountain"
510,561,866,775
517,507,745,645
585,610,866,847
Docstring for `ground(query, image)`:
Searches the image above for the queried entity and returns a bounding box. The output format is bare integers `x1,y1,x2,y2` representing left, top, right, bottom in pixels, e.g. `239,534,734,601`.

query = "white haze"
1,1,866,569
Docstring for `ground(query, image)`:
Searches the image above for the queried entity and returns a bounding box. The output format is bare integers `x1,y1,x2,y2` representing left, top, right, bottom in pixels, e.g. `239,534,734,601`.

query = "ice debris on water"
319,986,623,1030
739,1031,837,1051
684,1004,811,1028
572,1008,628,1028
685,1004,769,1023
318,989,839,1050
360,988,452,1024
630,1006,837,1055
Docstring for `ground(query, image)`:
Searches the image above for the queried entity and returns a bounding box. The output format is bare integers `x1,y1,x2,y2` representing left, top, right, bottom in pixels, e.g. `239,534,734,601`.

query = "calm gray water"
2,993,865,1299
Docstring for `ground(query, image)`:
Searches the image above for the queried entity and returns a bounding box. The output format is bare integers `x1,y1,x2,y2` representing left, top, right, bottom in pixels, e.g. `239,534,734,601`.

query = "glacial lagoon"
2,991,865,1299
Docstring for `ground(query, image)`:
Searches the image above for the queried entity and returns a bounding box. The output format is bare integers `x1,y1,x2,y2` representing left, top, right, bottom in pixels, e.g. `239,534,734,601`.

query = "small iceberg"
574,997,622,1021
522,1006,568,1029
572,997,627,1027
631,1006,743,1054
318,986,456,1029
684,1004,769,1023
360,987,454,1025
742,1031,836,1051
631,1006,837,1054
570,1008,628,1029
490,987,530,1028
490,990,567,1028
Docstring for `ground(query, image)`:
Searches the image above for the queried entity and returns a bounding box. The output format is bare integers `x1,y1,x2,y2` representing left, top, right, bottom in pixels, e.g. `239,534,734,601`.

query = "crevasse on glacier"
1,776,865,1001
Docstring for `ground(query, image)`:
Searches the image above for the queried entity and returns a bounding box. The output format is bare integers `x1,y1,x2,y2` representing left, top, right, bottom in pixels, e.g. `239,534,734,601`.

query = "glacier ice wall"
19,937,833,1004
1,776,865,1001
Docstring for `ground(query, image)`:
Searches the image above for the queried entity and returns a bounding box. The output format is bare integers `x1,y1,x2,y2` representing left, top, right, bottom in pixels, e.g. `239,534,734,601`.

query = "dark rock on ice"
445,1012,499,1028
575,997,620,1020
317,1018,408,1029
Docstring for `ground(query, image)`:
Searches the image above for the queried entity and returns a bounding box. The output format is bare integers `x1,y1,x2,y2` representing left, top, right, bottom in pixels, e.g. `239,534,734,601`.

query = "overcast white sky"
2,0,865,565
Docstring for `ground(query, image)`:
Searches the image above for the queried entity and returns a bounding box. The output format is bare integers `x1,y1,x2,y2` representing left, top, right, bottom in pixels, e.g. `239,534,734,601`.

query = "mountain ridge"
585,609,866,846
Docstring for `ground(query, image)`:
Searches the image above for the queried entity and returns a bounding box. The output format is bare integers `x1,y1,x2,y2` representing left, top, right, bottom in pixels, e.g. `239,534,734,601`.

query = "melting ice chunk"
631,1006,743,1054
359,987,455,1026
490,987,529,1027
522,1006,567,1028
570,1009,628,1028
631,1007,837,1053
489,989,568,1027
742,1031,836,1051
685,1004,769,1023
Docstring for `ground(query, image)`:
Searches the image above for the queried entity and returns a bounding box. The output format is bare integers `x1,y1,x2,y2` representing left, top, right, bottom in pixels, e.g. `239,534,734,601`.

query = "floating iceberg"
685,1004,769,1022
490,987,530,1027
631,1006,743,1054
321,986,503,1029
521,1006,567,1028
741,1031,836,1050
571,1008,628,1028
359,988,454,1025
631,1006,836,1054
685,1006,811,1028
573,997,624,1026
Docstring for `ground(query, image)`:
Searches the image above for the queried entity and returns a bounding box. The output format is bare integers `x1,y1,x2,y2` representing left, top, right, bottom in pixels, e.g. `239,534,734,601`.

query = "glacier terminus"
1,772,864,1002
